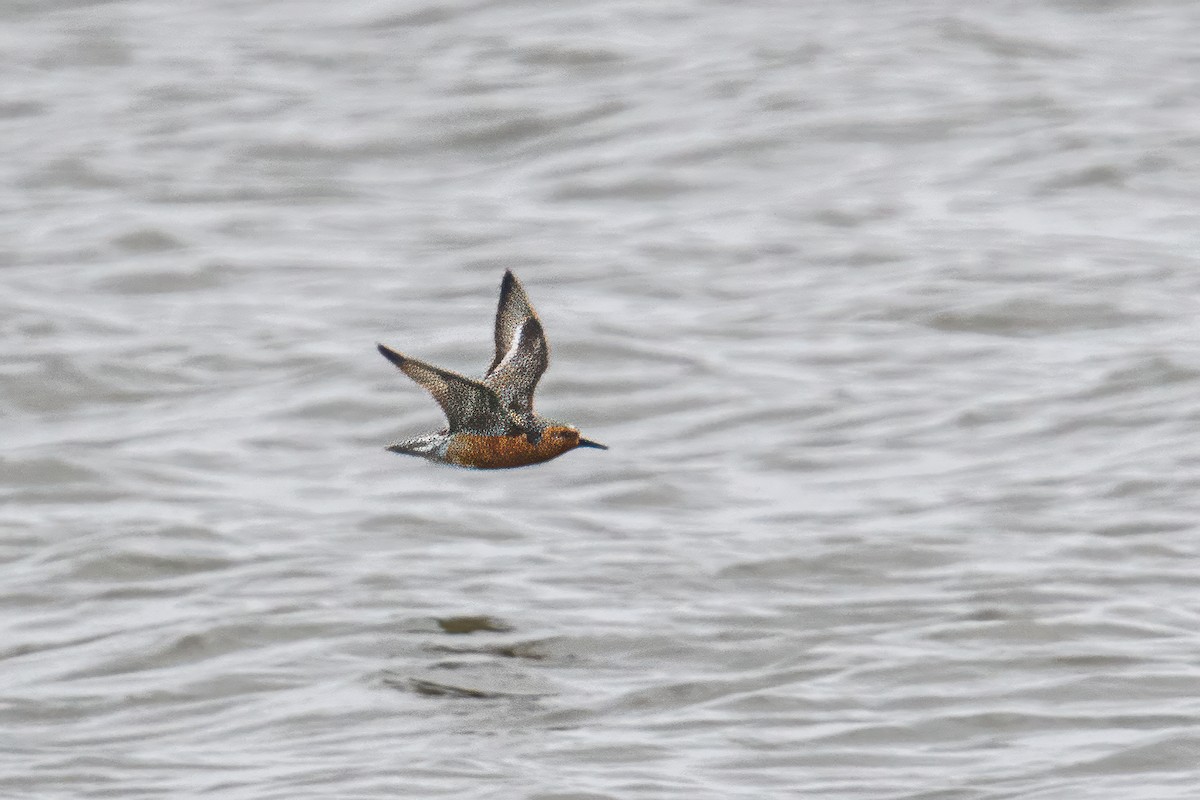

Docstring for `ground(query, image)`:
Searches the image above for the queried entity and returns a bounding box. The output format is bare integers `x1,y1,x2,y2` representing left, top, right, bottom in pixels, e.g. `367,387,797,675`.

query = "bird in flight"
377,270,607,468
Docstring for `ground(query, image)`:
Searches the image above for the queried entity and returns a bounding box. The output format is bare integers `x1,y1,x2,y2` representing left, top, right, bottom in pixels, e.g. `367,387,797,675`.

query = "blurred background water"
3,1,1200,797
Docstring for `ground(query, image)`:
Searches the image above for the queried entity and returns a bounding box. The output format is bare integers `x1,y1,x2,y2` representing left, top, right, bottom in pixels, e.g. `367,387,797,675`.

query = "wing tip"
498,269,518,305
377,343,406,368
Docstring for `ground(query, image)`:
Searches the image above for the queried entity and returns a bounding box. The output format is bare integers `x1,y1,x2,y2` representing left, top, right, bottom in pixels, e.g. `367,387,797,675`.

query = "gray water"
4,1,1200,797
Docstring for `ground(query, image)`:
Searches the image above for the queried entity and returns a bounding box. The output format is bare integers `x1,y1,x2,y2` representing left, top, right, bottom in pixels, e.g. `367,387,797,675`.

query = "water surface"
4,1,1200,798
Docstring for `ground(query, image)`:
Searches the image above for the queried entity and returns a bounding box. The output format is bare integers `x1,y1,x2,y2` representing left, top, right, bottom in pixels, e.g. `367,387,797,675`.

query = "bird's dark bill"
578,438,608,450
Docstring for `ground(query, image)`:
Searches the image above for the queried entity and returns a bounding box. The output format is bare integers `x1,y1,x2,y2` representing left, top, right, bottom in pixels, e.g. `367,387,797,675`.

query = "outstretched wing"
377,343,519,436
482,317,548,424
486,270,540,378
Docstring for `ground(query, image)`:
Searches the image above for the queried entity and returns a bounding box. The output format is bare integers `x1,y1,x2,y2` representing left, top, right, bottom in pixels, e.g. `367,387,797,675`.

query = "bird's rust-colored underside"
445,432,576,469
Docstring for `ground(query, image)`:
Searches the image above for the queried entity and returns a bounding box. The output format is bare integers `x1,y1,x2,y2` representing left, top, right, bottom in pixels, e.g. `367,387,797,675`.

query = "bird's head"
541,424,607,454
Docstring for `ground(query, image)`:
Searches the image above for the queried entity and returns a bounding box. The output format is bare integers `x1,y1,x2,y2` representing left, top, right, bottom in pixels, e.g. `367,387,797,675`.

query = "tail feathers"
386,434,446,460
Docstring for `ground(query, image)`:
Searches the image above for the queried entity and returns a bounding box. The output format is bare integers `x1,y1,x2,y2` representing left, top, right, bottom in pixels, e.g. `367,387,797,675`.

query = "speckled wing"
483,317,548,426
377,344,519,436
486,270,540,379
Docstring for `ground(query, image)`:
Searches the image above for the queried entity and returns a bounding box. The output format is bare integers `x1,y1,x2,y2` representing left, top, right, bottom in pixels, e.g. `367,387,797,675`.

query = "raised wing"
486,270,540,378
377,344,519,436
482,317,548,425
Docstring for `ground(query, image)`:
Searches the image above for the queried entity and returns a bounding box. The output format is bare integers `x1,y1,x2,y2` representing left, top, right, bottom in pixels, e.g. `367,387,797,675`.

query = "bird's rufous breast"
445,431,578,469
